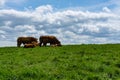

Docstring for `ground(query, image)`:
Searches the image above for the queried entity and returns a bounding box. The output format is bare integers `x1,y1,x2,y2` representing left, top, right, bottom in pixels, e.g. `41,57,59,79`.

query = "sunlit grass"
0,44,120,80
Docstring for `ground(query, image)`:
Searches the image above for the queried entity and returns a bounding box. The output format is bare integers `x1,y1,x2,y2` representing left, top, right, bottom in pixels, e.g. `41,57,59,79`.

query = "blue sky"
2,0,115,11
26,0,108,9
0,0,120,47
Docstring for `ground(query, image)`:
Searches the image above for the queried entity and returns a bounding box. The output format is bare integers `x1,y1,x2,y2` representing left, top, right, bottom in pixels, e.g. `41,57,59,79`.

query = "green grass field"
0,44,120,80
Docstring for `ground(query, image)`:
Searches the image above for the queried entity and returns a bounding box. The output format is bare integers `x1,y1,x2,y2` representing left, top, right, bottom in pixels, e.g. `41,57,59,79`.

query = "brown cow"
39,36,61,47
24,44,35,48
31,41,39,46
24,41,39,48
17,37,38,47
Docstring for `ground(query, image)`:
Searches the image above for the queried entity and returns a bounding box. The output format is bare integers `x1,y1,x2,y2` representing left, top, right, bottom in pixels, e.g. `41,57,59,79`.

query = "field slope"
0,44,120,80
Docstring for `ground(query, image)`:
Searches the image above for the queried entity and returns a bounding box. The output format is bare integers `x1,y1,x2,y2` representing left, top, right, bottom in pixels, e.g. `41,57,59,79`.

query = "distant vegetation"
0,44,120,80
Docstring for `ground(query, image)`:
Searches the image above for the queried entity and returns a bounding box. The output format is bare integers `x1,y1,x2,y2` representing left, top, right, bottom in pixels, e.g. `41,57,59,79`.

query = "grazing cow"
39,36,61,47
17,37,38,47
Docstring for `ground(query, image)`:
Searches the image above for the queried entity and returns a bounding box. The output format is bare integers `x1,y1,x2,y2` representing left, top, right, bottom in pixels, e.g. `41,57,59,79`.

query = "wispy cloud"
0,0,6,6
78,0,119,13
0,0,28,9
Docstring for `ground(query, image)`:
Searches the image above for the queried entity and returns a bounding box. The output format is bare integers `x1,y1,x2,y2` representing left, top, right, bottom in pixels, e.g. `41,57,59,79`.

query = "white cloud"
103,0,120,14
0,0,6,6
103,7,111,13
0,30,6,34
35,5,53,13
0,5,120,47
1,35,6,38
0,0,28,7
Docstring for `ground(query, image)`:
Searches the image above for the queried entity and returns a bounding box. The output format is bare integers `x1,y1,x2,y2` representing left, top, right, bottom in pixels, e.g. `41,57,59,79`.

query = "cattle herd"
17,36,62,48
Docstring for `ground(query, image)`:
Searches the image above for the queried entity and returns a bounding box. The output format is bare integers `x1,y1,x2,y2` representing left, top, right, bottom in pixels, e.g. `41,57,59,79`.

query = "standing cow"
17,37,38,47
39,36,61,47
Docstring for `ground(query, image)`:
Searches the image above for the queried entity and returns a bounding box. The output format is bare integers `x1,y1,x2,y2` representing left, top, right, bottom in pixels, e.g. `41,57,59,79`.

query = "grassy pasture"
0,44,120,80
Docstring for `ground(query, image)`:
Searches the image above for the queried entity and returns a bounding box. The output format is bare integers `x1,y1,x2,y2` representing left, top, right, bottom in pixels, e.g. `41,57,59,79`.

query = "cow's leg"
50,43,54,46
39,42,42,47
43,43,47,47
50,43,52,46
17,42,21,47
23,43,26,47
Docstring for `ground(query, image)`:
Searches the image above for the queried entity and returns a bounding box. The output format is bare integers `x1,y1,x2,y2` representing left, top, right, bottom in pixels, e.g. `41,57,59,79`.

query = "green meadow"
0,44,120,80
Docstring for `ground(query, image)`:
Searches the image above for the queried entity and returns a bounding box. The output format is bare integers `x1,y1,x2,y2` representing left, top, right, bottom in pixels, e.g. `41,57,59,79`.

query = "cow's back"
39,36,56,43
18,37,37,42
